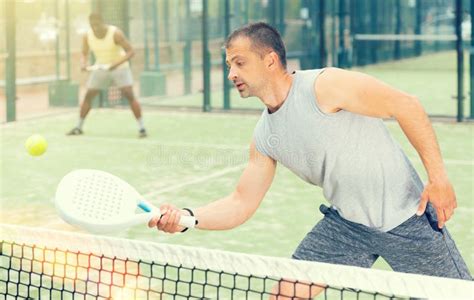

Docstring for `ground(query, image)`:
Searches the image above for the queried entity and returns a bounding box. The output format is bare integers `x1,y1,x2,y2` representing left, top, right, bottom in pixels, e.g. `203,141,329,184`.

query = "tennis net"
1,224,472,299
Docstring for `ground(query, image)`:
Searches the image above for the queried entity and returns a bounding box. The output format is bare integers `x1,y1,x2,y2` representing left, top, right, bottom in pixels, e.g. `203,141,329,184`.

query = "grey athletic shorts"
292,204,472,280
86,67,133,90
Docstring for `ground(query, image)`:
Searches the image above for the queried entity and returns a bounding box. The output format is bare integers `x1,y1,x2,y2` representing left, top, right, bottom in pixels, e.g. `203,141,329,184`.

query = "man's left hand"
417,179,457,229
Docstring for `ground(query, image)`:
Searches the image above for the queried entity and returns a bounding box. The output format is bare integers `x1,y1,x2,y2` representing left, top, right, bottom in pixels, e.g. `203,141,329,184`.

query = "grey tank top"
253,69,423,231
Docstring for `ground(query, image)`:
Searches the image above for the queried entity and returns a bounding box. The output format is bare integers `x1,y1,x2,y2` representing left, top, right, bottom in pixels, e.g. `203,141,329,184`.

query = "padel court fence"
2,0,473,121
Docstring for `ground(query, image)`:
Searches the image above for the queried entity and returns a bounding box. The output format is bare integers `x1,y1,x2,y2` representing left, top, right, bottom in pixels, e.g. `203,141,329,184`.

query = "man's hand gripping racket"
85,64,110,71
54,169,196,234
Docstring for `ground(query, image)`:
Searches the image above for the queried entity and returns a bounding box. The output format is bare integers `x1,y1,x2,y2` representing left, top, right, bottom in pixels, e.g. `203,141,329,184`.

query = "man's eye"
237,61,244,66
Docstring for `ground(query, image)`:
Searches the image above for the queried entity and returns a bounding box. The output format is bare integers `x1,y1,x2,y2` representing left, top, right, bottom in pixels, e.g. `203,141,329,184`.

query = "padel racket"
55,169,196,233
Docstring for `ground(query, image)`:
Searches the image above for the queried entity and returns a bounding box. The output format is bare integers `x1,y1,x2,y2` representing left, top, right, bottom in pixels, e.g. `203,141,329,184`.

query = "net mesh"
1,224,472,300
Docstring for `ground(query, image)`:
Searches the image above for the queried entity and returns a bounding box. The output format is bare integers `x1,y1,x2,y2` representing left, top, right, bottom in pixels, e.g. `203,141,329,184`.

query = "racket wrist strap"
181,208,198,232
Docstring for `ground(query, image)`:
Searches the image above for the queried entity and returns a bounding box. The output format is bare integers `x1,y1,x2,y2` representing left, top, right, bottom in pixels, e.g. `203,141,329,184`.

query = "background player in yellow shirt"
67,13,147,138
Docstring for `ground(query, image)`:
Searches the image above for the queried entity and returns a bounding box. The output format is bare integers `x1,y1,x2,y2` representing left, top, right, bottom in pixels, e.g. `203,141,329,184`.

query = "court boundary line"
0,108,263,128
143,163,247,199
69,134,249,150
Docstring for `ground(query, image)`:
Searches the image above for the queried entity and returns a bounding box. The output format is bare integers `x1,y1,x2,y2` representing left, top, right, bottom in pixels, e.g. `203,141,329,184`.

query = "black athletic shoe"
139,128,147,138
67,128,83,136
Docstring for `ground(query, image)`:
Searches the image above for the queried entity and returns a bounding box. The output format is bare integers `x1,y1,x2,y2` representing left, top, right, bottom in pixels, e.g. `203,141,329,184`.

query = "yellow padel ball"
25,134,48,156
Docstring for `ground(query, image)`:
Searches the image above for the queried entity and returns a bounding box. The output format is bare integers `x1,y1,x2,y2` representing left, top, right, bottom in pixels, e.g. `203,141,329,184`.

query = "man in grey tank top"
148,23,471,297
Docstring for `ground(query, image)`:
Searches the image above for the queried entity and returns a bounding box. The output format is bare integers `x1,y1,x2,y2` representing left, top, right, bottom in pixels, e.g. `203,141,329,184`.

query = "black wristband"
180,208,198,232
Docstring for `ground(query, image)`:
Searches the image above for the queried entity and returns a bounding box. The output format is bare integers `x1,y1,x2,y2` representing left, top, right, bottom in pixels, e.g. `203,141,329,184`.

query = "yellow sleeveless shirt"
87,25,129,69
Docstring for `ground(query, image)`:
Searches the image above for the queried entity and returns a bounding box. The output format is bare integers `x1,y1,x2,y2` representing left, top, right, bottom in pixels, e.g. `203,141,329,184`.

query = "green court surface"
0,108,472,274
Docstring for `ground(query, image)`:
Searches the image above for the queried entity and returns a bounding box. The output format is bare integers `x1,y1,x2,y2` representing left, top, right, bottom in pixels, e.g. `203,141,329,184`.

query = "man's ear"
265,51,279,69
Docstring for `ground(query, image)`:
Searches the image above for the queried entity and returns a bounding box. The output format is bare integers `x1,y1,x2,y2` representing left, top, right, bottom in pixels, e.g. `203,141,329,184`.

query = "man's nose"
227,68,237,81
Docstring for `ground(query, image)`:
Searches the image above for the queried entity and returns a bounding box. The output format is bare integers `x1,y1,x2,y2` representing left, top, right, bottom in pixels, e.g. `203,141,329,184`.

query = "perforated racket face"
55,170,139,225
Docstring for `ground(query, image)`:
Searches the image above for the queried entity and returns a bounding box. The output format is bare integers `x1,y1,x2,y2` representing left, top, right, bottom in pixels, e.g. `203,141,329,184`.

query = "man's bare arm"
110,29,135,70
81,35,89,71
148,141,277,232
315,68,456,228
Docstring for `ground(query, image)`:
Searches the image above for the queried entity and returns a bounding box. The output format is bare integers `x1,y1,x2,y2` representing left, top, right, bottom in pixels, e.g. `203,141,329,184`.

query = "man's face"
89,18,105,35
225,37,269,98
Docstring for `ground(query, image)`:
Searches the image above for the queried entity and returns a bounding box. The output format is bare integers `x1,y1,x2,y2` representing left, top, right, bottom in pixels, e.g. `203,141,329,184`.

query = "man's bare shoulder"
113,28,125,39
315,67,359,88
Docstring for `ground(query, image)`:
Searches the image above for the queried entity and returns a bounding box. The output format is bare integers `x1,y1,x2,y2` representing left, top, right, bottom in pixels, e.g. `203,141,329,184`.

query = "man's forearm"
81,54,88,68
193,192,255,230
395,97,447,182
111,51,134,69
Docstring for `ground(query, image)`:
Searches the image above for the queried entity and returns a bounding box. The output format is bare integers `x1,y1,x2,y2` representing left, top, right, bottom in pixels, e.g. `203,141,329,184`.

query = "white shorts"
86,67,133,90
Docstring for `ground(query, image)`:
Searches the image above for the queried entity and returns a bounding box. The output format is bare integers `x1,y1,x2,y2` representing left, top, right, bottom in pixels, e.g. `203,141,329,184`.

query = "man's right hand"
148,204,188,233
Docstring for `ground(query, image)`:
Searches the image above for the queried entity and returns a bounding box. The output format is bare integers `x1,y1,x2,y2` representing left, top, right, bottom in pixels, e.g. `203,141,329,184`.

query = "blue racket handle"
137,200,196,228
138,200,154,212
